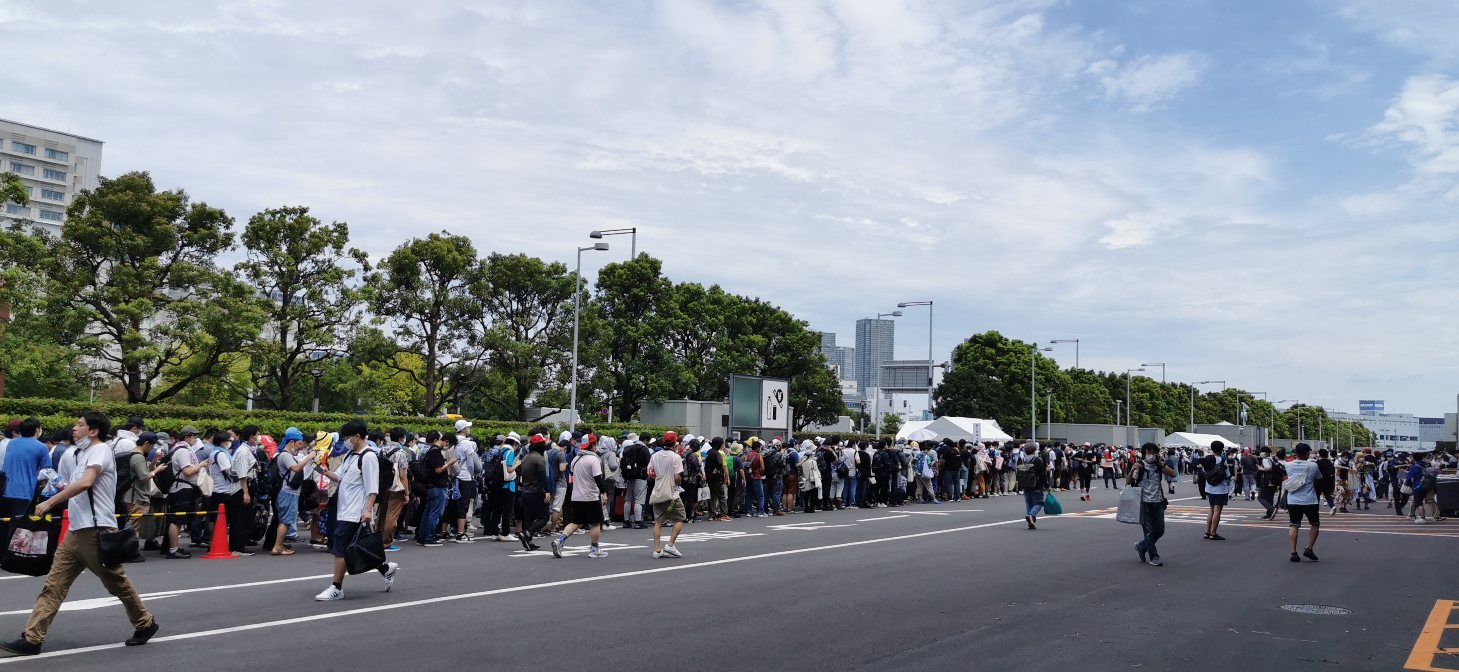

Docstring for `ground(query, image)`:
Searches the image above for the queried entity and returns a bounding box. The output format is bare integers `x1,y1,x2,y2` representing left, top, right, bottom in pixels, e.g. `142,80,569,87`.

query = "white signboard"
761,379,789,430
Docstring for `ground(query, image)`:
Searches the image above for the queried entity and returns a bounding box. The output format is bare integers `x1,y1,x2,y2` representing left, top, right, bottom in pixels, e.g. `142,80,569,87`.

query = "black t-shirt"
517,450,547,494
939,446,963,471
424,446,449,489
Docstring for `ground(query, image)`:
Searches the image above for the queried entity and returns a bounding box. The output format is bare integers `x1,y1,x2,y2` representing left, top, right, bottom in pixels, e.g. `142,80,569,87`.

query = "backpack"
621,445,648,480
152,446,185,494
765,451,785,479
835,455,850,480
410,449,434,487
114,452,137,509
1015,456,1043,490
1240,455,1257,474
1420,465,1440,493
1203,458,1228,486
375,449,397,494
482,447,506,488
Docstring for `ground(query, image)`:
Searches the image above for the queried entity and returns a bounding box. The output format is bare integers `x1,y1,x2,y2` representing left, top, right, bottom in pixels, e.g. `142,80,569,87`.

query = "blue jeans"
748,479,765,515
768,479,784,512
858,476,871,506
842,478,858,507
418,487,448,543
942,472,961,501
1137,501,1165,559
1024,489,1045,519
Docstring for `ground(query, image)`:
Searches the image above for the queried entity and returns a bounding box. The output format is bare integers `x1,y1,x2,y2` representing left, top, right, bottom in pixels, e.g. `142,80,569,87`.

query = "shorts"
275,490,300,526
652,498,686,524
1207,493,1230,507
455,480,477,518
331,520,361,558
1287,504,1320,528
564,500,603,527
166,489,198,524
552,483,568,513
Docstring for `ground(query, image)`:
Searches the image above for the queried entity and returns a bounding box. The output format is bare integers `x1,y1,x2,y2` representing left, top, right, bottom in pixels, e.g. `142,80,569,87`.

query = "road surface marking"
0,516,1025,663
0,574,333,617
1405,599,1459,672
856,515,909,522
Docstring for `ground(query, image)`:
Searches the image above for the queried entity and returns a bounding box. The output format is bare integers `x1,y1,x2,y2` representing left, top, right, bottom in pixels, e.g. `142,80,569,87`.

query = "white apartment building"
1328,409,1421,451
1,118,104,237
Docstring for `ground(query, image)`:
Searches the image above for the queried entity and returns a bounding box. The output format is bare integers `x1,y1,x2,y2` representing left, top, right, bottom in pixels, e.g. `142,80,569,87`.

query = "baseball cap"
663,431,678,444
454,419,473,432
282,427,305,442
137,431,160,445
682,433,695,444
178,425,201,437
5,419,21,433
559,431,573,443
529,434,546,445
581,433,597,447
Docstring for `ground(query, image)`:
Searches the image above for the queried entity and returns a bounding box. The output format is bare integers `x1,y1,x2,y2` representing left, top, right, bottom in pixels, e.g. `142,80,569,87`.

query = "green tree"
936,330,1066,438
590,255,672,421
1,172,26,206
471,253,575,421
365,232,482,416
0,223,86,399
880,412,902,436
659,282,736,400
236,206,367,410
43,171,262,403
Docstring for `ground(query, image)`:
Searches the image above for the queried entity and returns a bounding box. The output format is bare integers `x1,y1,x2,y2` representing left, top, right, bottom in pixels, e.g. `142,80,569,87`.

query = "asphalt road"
0,485,1451,672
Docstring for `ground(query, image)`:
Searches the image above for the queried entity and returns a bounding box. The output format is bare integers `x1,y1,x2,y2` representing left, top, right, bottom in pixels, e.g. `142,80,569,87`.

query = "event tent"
1163,432,1234,449
894,420,934,440
901,417,1015,443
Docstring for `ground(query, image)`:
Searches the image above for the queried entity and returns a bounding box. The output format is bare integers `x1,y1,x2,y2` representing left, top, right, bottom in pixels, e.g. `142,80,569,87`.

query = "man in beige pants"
1,412,157,657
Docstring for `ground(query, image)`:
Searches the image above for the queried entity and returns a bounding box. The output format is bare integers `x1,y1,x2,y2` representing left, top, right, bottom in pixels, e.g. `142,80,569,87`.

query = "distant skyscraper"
855,318,895,396
818,331,856,382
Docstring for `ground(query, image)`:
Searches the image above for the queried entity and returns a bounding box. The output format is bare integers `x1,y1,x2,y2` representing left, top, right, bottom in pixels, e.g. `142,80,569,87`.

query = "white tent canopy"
913,417,1015,443
1163,432,1234,449
894,420,934,441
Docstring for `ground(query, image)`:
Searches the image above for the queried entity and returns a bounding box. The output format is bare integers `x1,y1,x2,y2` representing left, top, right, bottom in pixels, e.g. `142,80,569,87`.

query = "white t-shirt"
170,442,200,493
70,439,118,531
335,449,379,523
569,453,603,502
1203,456,1232,495
649,449,684,498
208,445,238,495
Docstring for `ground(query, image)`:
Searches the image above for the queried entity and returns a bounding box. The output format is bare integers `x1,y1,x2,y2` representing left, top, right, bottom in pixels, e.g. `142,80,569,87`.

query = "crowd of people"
0,411,1452,656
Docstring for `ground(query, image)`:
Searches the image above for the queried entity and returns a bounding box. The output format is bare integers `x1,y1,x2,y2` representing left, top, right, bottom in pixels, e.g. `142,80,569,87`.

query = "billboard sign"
1359,400,1384,414
728,374,791,436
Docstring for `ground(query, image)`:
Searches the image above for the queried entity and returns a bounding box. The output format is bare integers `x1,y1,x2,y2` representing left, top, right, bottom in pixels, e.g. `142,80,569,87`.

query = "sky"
2,0,1457,416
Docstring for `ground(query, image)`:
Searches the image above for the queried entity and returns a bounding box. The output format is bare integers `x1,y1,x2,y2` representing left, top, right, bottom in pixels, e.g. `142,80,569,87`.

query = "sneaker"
125,620,160,646
309,542,328,550
1146,556,1163,567
166,549,191,559
0,638,41,656
651,549,663,559
603,524,616,530
587,548,609,559
516,532,532,551
419,539,445,547
1302,548,1319,562
382,562,399,591
663,544,683,558
231,551,255,558
1025,516,1035,530
385,544,401,552
1290,552,1301,563
314,585,344,601
453,534,475,544
550,535,564,558
1135,542,1147,563
1415,518,1429,524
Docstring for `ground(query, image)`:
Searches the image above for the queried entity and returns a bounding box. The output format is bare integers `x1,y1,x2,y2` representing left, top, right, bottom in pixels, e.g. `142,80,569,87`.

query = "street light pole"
1141,362,1166,385
589,227,637,258
570,242,610,429
1050,339,1079,370
897,301,935,418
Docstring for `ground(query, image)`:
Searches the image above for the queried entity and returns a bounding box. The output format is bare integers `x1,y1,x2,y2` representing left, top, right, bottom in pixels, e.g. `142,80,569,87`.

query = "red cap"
663,431,678,443
529,434,546,445
582,434,596,446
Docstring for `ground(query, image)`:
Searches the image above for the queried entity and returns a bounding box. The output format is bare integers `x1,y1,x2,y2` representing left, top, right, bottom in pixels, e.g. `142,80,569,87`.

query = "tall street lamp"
897,300,934,416
1049,339,1079,369
1032,345,1052,440
866,311,901,438
1192,380,1226,431
570,242,610,429
1141,362,1166,385
589,228,637,258
1125,368,1145,436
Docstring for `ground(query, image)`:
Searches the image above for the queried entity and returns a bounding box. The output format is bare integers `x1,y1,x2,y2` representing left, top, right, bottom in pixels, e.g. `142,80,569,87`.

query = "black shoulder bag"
87,486,140,567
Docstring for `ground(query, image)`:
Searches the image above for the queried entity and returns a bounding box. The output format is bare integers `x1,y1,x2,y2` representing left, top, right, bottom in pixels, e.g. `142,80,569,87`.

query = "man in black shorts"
1283,443,1321,563
551,444,609,559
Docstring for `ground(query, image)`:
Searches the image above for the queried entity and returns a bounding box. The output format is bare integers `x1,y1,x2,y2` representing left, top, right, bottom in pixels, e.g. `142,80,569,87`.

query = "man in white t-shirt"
648,434,686,559
1283,443,1322,563
164,426,210,559
551,447,609,559
313,420,398,602
1,412,159,656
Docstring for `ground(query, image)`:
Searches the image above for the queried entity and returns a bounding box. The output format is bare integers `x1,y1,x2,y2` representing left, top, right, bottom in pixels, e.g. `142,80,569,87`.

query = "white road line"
856,515,909,522
0,576,33,581
0,574,333,617
0,516,1025,664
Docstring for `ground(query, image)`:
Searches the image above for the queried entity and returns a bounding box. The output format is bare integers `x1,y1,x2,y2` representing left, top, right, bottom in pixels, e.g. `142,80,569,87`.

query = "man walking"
313,420,399,601
647,433,685,559
1129,443,1174,566
1198,441,1231,541
1283,443,1321,562
1015,441,1048,529
1256,447,1283,520
551,439,610,559
620,434,650,530
1,412,159,656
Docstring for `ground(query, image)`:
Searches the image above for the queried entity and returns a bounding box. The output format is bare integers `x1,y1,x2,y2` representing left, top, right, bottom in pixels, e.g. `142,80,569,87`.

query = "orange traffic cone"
57,509,69,545
201,503,234,560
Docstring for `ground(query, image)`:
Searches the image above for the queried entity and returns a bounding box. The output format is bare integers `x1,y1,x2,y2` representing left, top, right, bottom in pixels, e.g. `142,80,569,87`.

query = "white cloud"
1086,52,1210,111
1366,74,1459,175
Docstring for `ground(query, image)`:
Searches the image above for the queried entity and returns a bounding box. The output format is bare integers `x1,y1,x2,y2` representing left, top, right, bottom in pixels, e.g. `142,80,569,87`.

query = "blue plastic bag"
1043,492,1063,515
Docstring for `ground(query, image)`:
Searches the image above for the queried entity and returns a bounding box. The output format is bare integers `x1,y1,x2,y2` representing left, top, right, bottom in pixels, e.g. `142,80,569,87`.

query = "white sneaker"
453,535,475,544
587,548,609,559
1415,518,1428,524
603,524,616,530
382,562,399,591
651,549,663,559
663,544,682,558
314,585,344,601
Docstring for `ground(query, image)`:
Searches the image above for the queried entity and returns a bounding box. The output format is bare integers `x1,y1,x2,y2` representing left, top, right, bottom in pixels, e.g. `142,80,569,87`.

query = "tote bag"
2,515,61,576
344,524,386,575
1116,488,1141,524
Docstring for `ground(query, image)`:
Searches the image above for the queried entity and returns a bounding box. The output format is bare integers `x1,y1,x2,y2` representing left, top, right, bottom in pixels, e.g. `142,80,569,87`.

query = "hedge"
0,398,683,441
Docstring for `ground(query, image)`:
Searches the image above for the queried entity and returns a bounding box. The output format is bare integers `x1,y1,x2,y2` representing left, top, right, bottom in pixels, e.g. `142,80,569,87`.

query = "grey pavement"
0,487,1451,671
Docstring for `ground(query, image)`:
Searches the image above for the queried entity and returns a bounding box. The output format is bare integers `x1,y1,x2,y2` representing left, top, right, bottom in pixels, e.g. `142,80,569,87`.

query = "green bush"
2,398,682,441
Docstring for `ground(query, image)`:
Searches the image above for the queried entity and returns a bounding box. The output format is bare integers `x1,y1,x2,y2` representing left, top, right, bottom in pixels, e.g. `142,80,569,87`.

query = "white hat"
559,430,573,443
684,434,697,444
454,419,472,432
625,432,640,444
505,431,521,444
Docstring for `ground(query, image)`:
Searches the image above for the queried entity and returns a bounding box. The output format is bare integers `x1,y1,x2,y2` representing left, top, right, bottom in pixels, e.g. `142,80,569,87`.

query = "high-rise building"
854,318,894,396
817,331,856,382
1,118,104,237
1328,408,1419,451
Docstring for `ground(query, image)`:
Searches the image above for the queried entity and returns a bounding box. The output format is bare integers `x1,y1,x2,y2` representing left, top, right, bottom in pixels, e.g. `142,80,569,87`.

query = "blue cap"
282,427,304,442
